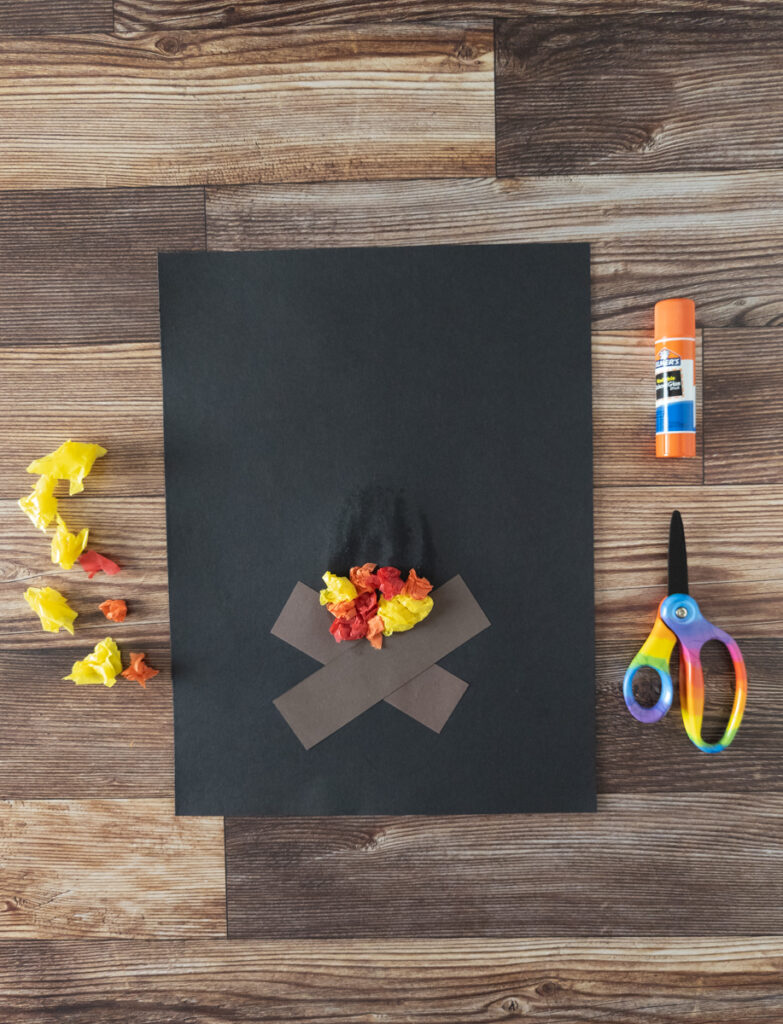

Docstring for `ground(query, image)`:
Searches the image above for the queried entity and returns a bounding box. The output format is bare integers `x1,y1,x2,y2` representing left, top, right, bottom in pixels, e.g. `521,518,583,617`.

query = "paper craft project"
64,637,122,686
27,440,106,495
24,586,78,634
271,582,469,733
275,576,488,749
79,550,121,579
158,244,595,816
121,652,159,688
51,515,88,570
99,598,128,622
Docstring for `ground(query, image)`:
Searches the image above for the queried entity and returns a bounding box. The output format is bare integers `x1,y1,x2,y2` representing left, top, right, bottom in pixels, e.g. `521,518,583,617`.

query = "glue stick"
655,298,696,458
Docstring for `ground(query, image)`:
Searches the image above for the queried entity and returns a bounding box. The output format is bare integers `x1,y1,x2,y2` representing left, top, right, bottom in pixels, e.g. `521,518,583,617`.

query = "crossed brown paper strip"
272,575,491,749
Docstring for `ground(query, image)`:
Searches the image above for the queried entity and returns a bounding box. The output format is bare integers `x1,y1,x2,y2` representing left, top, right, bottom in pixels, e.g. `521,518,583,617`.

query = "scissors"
623,511,747,752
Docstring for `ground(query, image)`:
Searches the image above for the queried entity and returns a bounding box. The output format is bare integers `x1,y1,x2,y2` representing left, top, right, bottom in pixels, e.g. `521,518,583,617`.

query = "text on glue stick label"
655,342,695,434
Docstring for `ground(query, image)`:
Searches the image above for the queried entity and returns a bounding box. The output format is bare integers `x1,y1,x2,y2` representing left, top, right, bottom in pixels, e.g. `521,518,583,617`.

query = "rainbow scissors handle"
659,594,747,752
622,608,675,724
623,594,747,752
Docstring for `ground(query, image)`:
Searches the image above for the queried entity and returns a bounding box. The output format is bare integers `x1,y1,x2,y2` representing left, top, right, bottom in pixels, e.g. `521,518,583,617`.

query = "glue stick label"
655,341,695,435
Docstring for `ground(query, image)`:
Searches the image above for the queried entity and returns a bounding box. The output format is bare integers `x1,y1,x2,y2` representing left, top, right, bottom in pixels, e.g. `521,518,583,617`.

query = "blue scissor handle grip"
623,656,674,723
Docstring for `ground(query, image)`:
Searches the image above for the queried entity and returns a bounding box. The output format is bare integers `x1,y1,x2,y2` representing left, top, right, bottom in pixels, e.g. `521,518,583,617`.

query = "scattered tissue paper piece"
64,637,122,687
24,585,78,634
27,440,106,496
99,598,127,623
121,652,159,689
79,550,121,579
19,475,59,532
51,515,89,570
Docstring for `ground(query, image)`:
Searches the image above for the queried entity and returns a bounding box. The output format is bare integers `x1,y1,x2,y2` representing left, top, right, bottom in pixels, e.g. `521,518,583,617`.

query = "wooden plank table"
1,4,781,1019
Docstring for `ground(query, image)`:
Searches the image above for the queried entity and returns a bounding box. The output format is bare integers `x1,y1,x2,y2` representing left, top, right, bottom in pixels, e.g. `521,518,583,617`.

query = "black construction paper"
158,244,595,815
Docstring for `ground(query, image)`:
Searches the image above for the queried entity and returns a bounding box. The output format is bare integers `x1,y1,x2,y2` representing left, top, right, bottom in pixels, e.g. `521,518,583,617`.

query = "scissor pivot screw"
675,606,688,619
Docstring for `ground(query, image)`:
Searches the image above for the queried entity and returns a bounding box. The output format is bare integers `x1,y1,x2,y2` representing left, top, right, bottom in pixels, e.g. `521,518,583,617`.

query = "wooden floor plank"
594,332,701,485
0,800,225,938
1,344,166,496
2,938,782,1023
705,328,783,485
594,485,783,593
0,25,493,190
0,630,172,799
0,490,171,798
0,0,112,34
496,15,783,176
224,794,783,937
206,174,783,329
0,190,204,343
0,495,168,633
114,0,783,35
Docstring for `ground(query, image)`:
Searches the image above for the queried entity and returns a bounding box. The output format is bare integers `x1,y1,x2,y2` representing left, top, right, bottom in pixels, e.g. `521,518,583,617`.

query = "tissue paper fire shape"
319,566,433,649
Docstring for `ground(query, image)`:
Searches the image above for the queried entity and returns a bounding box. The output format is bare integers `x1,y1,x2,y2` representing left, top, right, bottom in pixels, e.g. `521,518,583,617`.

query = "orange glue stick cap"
655,297,695,341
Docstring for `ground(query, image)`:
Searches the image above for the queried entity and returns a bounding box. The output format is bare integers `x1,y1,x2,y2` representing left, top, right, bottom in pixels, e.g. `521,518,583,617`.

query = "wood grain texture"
0,3,779,1011
225,794,783,937
0,190,204,343
0,800,224,938
1,345,166,495
495,15,783,176
705,328,783,485
0,0,112,34
206,173,783,328
1,938,782,1023
594,485,783,593
114,0,783,34
0,631,172,799
0,496,167,626
594,332,702,485
0,493,171,799
0,25,493,190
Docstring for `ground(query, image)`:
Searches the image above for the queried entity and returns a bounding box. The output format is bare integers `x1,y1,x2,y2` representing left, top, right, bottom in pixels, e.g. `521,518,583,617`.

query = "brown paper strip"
273,575,489,749
383,667,469,733
271,582,469,732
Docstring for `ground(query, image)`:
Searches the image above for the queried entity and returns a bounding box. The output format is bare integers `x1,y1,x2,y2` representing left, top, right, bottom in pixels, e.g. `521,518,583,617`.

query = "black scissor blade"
668,510,689,596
